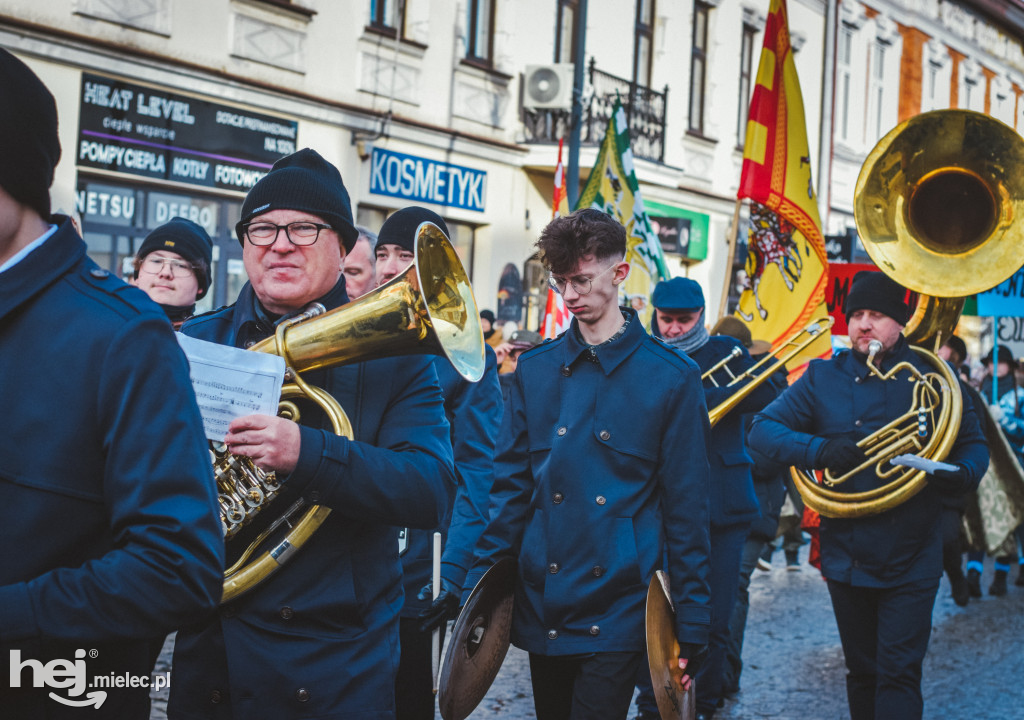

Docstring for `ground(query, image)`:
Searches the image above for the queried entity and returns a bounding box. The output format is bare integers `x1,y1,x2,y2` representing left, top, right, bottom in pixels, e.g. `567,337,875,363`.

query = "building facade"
1,0,1019,323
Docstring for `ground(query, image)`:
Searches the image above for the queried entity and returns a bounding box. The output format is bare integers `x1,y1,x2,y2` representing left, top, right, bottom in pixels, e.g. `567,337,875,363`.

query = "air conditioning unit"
523,64,574,110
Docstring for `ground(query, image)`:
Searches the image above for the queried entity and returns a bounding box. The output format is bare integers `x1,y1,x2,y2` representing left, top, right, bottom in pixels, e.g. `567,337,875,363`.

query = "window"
867,42,886,141
736,23,756,146
836,25,853,142
555,0,578,64
369,0,404,36
688,2,710,134
466,0,495,65
633,0,655,88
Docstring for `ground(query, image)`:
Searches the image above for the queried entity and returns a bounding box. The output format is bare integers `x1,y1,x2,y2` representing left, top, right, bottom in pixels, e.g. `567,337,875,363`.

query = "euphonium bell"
218,221,485,601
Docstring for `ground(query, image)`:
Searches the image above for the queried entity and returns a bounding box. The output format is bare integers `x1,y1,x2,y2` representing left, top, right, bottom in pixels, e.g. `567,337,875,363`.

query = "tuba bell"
217,221,484,602
793,109,1024,519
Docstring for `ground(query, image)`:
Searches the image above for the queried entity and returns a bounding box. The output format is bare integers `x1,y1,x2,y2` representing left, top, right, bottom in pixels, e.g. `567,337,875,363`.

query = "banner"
735,0,830,368
577,100,670,322
542,139,574,339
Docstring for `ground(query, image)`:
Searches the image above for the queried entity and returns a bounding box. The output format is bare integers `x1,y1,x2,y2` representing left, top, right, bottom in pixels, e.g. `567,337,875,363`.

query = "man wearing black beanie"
170,153,455,719
0,48,224,720
749,270,989,720
374,205,450,285
131,217,214,328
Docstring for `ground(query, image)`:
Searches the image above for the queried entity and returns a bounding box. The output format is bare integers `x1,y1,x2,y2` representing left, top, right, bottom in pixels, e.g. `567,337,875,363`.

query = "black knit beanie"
138,217,214,298
0,49,61,218
843,271,912,326
236,148,359,252
377,206,450,253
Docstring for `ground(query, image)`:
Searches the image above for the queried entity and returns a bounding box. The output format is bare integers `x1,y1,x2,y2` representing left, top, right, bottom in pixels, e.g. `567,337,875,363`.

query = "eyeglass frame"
242,221,334,247
548,261,623,296
138,255,199,278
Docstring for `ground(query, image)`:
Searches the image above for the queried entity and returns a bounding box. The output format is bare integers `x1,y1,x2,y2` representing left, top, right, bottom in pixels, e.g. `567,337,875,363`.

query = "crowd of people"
4,49,1021,720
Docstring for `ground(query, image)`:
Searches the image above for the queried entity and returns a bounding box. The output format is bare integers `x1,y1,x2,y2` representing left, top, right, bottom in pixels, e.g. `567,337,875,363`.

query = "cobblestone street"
151,554,1024,719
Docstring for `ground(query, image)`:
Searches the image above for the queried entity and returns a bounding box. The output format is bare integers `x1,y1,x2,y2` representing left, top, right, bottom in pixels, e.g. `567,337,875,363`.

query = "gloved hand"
416,577,461,634
815,437,867,475
989,404,1005,423
929,462,968,493
677,642,709,687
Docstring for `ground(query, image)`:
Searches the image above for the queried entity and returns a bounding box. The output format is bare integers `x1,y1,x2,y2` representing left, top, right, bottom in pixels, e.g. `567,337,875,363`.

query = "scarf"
659,311,709,355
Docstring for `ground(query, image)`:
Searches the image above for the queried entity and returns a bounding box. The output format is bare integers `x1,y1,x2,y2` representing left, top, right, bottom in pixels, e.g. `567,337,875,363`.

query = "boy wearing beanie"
170,152,455,719
371,206,503,720
131,217,213,328
748,270,989,720
0,48,223,719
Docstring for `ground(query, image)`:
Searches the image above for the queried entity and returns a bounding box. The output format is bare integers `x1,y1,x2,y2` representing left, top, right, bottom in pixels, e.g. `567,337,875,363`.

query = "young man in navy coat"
748,272,988,720
639,277,778,720
168,151,456,719
465,208,712,720
373,206,503,720
0,49,224,719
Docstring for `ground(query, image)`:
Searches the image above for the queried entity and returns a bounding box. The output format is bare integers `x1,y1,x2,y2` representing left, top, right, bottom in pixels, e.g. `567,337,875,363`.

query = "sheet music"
176,333,285,442
890,453,957,475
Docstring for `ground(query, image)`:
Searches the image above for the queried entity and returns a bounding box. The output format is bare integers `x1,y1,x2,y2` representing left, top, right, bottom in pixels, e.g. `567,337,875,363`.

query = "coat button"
552,492,564,504
561,365,572,377
590,625,600,635
548,629,558,639
855,420,863,427
89,268,108,278
557,426,567,436
595,496,606,505
549,563,560,573
592,565,604,577
244,340,256,348
854,376,862,384
209,690,223,704
295,688,310,702
280,606,294,620
599,430,611,441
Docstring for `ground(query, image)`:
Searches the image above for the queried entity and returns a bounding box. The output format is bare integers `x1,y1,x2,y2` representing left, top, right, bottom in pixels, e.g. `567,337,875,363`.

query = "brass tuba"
217,222,485,602
793,109,1024,519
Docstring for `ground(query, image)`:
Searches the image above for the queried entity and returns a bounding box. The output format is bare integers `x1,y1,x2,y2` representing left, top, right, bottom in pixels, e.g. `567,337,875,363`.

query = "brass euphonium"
793,109,1024,519
217,221,485,601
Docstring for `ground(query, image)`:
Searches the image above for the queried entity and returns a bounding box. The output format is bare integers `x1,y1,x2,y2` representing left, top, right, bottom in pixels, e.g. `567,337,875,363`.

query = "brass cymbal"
646,571,696,720
854,109,1024,297
438,557,517,720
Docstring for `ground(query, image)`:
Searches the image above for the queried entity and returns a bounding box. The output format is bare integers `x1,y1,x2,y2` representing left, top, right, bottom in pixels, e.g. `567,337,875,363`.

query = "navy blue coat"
466,310,712,652
0,219,224,719
169,279,455,720
748,336,989,586
400,347,502,616
685,336,778,528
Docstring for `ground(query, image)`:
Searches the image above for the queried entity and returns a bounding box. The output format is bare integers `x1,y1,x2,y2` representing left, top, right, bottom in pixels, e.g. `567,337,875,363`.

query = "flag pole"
718,198,743,320
566,0,588,209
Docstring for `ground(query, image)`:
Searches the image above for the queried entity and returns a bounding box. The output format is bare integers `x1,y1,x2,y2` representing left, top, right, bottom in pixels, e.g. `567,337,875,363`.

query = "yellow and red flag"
736,0,830,373
542,138,573,338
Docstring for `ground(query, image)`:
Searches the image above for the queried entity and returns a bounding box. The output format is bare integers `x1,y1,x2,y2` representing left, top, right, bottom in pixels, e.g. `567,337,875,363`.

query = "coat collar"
561,307,646,376
231,276,350,346
843,334,913,380
0,218,83,323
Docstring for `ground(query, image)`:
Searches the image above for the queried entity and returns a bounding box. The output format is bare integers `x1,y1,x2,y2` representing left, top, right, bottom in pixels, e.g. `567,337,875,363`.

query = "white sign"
176,334,285,441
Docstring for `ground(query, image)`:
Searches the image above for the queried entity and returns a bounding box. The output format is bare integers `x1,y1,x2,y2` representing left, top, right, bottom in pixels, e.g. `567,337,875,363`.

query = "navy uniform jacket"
466,310,712,653
0,219,224,719
169,279,455,720
685,336,778,528
400,347,502,616
748,336,988,586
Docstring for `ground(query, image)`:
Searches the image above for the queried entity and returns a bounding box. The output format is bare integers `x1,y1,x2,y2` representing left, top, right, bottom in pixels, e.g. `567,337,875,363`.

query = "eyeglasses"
141,256,196,278
548,262,620,296
243,222,332,247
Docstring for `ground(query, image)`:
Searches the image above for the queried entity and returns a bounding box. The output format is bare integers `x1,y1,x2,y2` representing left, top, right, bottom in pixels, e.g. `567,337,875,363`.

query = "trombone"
705,317,833,428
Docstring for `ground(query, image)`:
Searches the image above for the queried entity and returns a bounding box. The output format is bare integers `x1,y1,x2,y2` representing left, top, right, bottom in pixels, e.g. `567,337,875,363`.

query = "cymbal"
646,571,696,720
438,557,517,720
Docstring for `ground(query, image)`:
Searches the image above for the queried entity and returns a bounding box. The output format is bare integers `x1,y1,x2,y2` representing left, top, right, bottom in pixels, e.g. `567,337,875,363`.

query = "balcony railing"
522,58,668,163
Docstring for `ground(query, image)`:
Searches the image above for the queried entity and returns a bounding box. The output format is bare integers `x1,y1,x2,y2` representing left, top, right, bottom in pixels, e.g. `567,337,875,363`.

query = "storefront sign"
977,266,1024,317
147,191,219,237
369,147,486,212
77,181,136,226
78,74,298,193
